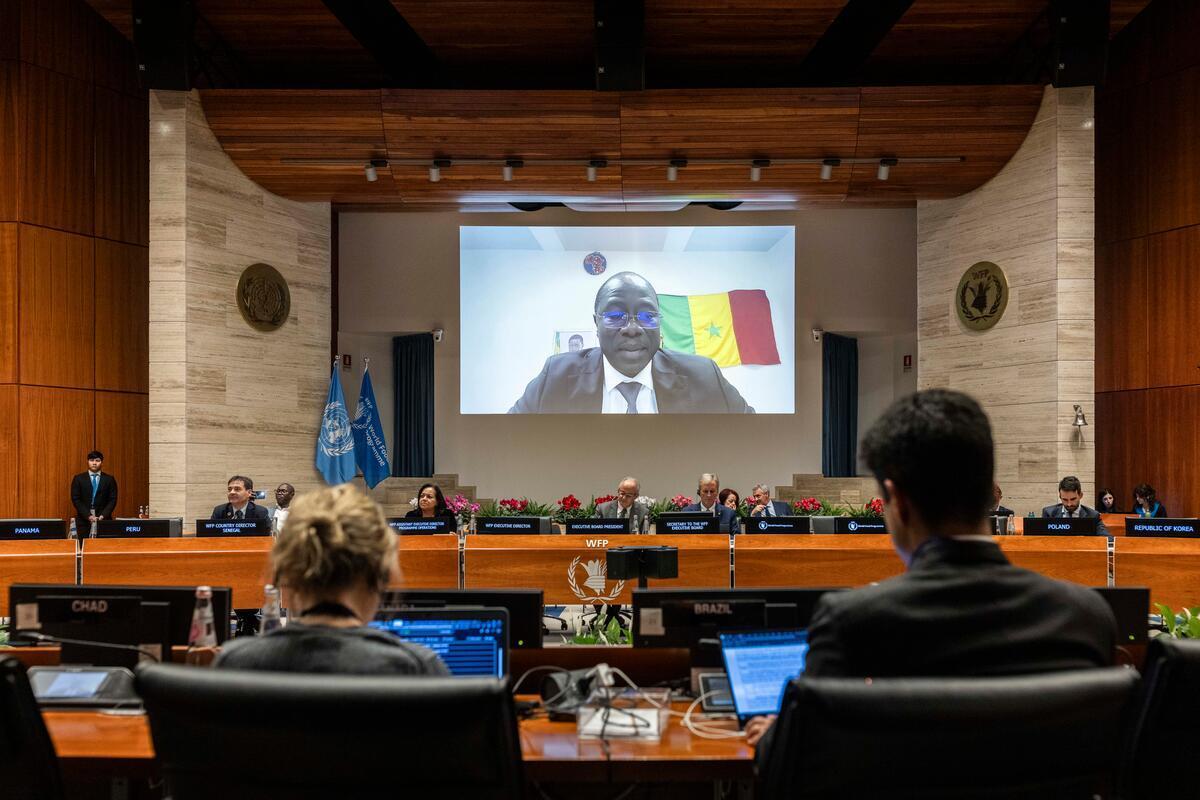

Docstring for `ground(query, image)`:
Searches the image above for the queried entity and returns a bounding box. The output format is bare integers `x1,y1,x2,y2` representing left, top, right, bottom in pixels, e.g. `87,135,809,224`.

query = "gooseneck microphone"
20,631,162,663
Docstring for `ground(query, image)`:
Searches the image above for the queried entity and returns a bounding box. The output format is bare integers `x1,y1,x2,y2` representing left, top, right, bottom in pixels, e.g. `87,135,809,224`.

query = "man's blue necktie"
90,473,99,503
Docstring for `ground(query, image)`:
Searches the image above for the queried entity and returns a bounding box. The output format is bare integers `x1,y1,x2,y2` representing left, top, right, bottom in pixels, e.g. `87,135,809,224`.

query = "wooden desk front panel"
1115,537,1200,609
81,538,273,608
393,534,459,589
734,534,900,588
464,535,730,604
996,536,1108,586
0,539,78,616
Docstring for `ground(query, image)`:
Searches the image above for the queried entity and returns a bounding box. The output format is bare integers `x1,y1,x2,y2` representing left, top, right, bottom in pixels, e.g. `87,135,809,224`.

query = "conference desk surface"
44,698,752,784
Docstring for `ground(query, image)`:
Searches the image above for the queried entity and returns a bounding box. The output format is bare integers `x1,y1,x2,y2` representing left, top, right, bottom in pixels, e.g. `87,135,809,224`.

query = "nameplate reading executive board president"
509,271,755,414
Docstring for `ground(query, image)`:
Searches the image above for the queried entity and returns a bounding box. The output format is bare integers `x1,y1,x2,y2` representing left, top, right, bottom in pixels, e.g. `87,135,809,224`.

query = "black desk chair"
759,668,1140,799
136,664,524,799
0,658,65,800
1123,636,1200,799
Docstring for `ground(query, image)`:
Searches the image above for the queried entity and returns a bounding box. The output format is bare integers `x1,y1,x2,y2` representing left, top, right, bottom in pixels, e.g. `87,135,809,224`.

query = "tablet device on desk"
387,517,456,534
720,628,809,728
195,519,272,537
28,666,140,709
1023,517,1100,535
370,607,508,678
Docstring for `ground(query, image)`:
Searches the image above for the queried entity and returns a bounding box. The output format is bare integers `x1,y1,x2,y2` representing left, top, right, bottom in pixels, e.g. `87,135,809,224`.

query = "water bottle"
69,517,77,539
259,584,282,635
88,507,97,538
188,585,217,647
469,511,477,535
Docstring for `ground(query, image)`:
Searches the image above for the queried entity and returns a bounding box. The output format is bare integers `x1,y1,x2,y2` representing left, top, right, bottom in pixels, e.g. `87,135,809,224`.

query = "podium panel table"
995,535,1109,586
0,539,77,616
1114,536,1200,609
734,534,900,587
464,535,730,603
392,534,460,589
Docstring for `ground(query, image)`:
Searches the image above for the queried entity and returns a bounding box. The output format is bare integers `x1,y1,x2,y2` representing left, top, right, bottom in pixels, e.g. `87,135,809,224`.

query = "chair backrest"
759,667,1140,800
0,658,65,800
1123,636,1200,799
136,664,524,800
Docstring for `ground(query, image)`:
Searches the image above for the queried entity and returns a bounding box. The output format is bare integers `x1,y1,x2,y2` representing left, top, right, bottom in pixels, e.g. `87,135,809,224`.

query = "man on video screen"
509,271,754,414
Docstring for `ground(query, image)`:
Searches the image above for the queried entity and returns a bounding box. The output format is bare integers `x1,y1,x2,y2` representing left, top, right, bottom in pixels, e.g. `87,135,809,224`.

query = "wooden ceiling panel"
390,164,623,204
867,1,1046,70
382,90,621,160
619,89,860,159
620,162,850,203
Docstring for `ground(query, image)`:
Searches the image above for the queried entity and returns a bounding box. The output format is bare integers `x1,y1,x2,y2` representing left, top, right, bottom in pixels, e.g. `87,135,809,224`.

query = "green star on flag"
708,322,721,338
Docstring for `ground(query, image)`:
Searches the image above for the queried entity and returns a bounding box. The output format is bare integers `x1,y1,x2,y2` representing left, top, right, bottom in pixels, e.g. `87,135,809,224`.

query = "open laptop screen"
370,607,508,678
720,628,809,724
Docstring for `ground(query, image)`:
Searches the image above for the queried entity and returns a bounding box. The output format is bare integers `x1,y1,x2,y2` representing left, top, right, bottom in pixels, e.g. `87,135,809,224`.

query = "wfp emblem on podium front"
318,400,355,457
956,261,1009,332
567,557,625,603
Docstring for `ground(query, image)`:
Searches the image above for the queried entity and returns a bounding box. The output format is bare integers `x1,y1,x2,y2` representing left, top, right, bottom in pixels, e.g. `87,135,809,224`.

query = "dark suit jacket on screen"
1040,503,1109,535
680,502,740,534
70,471,118,529
750,500,791,518
210,501,270,521
508,348,754,414
993,505,1015,517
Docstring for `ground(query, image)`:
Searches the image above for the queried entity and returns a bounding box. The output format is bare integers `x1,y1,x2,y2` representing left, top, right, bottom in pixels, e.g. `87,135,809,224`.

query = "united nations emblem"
319,400,354,457
567,556,625,603
956,261,1008,331
237,263,291,331
583,251,607,276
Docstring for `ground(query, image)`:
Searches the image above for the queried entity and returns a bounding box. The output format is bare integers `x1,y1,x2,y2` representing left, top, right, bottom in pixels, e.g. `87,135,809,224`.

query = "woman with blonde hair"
216,485,446,675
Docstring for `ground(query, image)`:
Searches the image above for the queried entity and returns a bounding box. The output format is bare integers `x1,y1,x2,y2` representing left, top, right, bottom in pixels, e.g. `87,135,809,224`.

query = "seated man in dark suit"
747,389,1117,749
749,483,789,517
681,473,740,534
594,477,650,533
70,450,118,533
991,482,1014,516
509,271,754,414
211,475,271,521
1041,475,1109,535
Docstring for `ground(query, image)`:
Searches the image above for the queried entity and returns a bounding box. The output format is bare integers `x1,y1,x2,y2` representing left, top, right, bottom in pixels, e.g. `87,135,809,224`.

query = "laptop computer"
369,607,508,678
719,628,810,728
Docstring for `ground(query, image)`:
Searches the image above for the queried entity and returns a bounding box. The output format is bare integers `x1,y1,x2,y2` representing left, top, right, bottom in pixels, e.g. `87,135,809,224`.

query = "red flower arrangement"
499,498,529,513
866,498,884,516
793,497,822,515
557,494,582,511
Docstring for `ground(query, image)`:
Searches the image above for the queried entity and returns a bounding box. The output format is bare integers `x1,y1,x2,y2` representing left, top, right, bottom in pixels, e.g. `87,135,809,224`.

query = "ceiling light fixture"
502,159,523,181
667,158,687,182
587,159,607,182
820,157,841,181
750,159,770,182
877,158,898,181
429,158,450,183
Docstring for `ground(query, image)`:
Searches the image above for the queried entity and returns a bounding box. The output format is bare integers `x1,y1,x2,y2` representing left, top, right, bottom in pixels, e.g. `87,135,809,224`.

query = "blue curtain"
392,334,434,477
822,333,858,477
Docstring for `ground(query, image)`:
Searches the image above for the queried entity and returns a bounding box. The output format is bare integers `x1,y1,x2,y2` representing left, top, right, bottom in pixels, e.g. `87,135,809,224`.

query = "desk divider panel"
1114,536,1200,610
734,534,900,587
995,535,1109,586
392,534,461,589
0,539,79,617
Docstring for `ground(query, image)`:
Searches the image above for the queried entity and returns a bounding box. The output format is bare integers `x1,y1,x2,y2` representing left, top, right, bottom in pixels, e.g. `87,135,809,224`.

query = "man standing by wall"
70,451,118,533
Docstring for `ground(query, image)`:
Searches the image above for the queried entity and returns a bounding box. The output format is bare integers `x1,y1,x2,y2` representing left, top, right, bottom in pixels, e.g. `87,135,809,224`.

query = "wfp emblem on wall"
956,261,1009,331
236,263,291,331
567,556,625,603
319,400,355,457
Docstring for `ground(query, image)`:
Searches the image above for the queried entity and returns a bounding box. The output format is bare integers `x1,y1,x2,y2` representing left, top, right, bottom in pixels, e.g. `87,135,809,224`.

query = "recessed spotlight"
877,158,898,181
820,158,841,181
750,159,770,182
667,158,687,182
587,159,607,182
503,159,523,181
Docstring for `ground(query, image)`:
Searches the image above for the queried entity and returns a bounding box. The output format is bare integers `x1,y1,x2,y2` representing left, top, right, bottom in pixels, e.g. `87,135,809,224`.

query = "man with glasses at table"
509,271,754,413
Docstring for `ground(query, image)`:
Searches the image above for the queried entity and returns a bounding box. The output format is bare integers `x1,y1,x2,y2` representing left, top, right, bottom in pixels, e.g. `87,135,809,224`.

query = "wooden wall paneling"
94,86,148,246
1158,386,1200,517
1095,389,1150,505
1145,226,1200,389
18,0,95,83
94,390,147,518
91,11,142,97
1143,0,1200,85
1094,238,1147,392
93,239,147,392
18,224,95,388
1146,66,1200,236
1095,87,1148,245
0,223,15,382
0,61,17,222
18,63,94,235
18,385,93,519
0,0,17,61
0,384,17,517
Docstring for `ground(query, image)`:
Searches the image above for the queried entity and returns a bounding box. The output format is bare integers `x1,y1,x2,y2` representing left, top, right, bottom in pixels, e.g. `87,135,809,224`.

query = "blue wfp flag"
352,364,390,489
316,364,357,485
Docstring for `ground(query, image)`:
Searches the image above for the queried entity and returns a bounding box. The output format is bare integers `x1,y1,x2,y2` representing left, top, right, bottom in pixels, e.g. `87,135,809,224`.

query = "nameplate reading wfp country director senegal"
956,261,1009,332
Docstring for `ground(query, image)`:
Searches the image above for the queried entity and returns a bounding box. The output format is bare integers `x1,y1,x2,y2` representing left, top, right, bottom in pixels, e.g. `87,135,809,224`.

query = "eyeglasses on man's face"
597,310,661,330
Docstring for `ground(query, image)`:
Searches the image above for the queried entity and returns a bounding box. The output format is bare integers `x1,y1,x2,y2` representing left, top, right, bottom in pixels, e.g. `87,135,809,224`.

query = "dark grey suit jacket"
750,500,791,518
210,501,270,521
1041,503,1109,535
509,348,754,414
594,499,650,533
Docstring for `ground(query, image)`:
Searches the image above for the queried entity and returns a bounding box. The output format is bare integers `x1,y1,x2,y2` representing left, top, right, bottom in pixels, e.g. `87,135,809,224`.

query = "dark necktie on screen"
235,509,244,520
616,381,641,414
90,474,99,502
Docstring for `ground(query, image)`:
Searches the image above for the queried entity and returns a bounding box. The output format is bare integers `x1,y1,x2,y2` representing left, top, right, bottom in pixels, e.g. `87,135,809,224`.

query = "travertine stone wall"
917,86,1095,516
149,91,330,523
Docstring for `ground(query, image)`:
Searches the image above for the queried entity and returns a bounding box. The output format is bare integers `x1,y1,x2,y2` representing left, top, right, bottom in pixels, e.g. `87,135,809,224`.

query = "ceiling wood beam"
795,0,916,86
321,0,440,87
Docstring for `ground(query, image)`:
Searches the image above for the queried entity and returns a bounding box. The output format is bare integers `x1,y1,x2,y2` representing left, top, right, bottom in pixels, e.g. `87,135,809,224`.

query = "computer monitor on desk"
8,593,170,669
656,513,720,534
0,519,68,540
379,588,543,649
195,519,272,537
369,607,508,678
1023,517,1100,535
9,583,233,646
386,517,456,535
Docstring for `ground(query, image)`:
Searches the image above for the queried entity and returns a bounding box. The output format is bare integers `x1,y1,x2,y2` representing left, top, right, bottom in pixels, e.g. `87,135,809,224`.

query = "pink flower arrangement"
446,494,480,517
669,494,691,510
793,497,822,514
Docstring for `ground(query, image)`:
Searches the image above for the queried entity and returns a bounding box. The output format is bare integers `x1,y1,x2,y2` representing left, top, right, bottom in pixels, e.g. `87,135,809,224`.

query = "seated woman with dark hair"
719,488,741,512
1097,488,1119,514
215,485,447,675
405,483,458,521
1133,484,1167,518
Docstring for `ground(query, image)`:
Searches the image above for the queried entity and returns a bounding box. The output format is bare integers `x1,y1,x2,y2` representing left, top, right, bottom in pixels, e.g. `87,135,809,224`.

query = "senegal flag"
659,289,781,367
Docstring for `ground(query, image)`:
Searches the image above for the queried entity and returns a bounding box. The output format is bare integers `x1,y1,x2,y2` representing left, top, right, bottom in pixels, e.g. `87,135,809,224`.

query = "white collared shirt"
601,357,658,413
699,503,719,516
